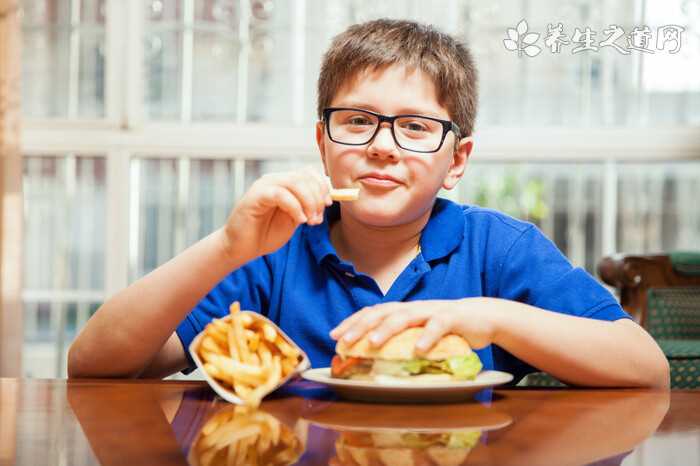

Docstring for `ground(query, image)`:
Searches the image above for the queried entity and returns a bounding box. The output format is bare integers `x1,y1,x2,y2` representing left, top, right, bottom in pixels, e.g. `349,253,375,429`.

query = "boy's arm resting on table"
490,299,670,389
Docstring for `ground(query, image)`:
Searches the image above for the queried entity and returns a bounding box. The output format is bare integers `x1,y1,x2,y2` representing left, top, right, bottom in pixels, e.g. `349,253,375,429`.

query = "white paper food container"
189,311,311,405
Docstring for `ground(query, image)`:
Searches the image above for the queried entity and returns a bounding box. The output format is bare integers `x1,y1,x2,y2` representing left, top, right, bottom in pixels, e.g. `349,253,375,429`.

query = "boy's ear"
315,121,329,176
443,136,474,191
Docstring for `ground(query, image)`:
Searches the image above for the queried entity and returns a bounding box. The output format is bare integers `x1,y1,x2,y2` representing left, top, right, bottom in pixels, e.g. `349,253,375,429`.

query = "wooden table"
1,378,697,465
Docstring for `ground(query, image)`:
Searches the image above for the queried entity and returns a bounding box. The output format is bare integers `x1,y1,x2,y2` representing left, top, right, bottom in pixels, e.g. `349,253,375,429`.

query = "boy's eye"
347,116,374,126
400,121,429,132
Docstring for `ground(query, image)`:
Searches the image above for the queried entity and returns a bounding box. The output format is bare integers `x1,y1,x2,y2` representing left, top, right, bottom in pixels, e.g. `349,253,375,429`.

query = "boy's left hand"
329,298,502,354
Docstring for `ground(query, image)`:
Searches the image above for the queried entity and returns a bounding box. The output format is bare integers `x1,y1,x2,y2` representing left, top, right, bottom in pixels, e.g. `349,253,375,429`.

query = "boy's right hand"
221,168,333,263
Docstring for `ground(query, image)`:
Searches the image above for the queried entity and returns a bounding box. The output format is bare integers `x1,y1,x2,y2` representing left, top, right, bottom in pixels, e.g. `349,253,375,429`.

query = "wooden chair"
598,253,700,389
521,252,700,389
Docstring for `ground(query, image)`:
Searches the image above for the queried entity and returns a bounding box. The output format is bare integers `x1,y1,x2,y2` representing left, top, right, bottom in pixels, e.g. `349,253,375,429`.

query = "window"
22,0,700,378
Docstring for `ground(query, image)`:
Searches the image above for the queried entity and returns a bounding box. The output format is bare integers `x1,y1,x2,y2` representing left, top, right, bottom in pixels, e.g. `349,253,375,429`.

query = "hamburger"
331,328,482,382
332,429,482,466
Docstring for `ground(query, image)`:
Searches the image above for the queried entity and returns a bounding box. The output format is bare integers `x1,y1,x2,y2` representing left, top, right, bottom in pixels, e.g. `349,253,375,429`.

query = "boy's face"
316,64,473,227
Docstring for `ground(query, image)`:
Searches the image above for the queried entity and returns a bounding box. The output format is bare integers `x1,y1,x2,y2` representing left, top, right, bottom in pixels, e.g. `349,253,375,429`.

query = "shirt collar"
305,202,341,265
305,197,465,265
419,198,465,262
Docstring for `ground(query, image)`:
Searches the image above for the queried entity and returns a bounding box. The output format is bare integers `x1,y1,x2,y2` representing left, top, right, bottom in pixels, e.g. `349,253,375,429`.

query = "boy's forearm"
485,299,670,388
68,228,253,378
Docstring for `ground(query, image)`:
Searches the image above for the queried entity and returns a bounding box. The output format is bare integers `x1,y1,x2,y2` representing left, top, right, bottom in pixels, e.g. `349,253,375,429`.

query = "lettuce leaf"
374,353,482,379
401,359,432,374
441,354,483,380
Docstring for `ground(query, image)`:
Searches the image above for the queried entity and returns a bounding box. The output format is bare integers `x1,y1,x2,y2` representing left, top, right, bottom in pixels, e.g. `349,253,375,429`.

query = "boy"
68,19,669,387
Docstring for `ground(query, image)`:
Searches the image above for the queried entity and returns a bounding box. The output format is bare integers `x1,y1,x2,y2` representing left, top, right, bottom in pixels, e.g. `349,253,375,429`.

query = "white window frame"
19,0,700,377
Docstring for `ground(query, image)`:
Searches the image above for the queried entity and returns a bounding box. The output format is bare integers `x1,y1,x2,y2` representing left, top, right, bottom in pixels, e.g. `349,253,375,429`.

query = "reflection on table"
169,380,670,466
0,377,692,466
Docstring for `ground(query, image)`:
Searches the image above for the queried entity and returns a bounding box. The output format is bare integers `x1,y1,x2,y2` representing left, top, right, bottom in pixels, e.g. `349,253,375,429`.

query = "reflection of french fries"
330,188,360,201
190,405,303,466
196,302,303,407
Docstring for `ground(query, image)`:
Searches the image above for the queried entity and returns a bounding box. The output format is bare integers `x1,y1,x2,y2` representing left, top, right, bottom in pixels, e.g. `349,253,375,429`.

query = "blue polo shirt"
176,198,629,382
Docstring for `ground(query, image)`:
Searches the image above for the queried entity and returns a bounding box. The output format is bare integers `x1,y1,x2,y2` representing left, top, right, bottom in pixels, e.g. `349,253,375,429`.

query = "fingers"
331,301,462,354
415,315,452,355
258,185,308,224
367,310,433,347
308,169,333,207
329,307,371,339
282,180,321,224
259,168,331,226
329,303,399,342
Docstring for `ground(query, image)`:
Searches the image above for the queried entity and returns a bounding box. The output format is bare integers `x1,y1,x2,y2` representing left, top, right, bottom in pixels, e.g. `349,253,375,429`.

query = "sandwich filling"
331,353,482,380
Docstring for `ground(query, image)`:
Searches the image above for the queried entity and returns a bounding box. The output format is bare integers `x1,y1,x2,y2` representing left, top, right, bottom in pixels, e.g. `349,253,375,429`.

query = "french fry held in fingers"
191,301,309,407
330,188,360,201
189,405,303,466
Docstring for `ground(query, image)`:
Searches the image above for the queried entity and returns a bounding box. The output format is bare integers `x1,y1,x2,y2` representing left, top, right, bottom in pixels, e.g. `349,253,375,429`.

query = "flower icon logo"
504,19,542,57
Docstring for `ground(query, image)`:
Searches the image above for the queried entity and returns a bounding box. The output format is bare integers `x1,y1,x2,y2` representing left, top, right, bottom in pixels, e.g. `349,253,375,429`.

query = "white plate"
301,368,513,403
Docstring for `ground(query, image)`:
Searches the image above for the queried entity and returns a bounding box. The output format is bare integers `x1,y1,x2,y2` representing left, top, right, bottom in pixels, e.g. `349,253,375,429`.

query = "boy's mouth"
358,172,403,188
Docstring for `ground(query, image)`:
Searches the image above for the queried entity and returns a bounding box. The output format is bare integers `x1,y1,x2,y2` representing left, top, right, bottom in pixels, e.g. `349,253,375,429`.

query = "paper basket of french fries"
190,302,310,407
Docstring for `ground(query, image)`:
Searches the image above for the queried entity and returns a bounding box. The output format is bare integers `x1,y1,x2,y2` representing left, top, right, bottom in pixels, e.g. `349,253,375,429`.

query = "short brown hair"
317,19,478,137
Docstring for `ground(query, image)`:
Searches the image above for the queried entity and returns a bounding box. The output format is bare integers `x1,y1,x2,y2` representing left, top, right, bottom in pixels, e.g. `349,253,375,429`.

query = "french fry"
258,341,272,368
281,358,297,378
232,314,252,364
206,324,228,348
243,329,261,352
261,323,277,343
226,326,240,362
240,313,254,327
212,318,230,335
202,336,224,354
330,187,360,201
208,353,265,378
274,336,299,360
203,363,223,381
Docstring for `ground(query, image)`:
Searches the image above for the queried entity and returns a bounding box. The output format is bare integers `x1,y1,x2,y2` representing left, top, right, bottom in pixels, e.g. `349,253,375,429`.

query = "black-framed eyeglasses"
322,107,461,154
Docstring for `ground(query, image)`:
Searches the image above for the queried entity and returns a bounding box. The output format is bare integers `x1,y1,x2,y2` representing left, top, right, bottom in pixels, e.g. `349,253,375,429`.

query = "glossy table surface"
0,377,698,466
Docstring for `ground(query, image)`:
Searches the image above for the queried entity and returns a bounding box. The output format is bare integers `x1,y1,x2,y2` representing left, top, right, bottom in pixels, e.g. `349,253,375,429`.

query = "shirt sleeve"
492,224,631,378
496,224,629,320
176,255,273,373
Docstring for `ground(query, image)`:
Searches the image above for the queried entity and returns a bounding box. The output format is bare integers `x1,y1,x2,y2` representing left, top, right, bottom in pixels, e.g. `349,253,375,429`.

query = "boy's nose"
366,124,401,161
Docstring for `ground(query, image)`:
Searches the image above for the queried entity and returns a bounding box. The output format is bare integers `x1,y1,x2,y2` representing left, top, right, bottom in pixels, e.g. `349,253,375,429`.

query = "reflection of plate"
300,400,513,466
302,401,513,433
301,368,513,403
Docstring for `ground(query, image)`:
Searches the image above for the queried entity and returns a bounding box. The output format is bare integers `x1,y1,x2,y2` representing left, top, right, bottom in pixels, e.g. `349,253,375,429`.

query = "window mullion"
105,0,124,124
105,150,131,297
125,0,144,128
291,0,306,125
181,0,195,123
601,159,618,257
236,0,251,123
68,0,82,118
